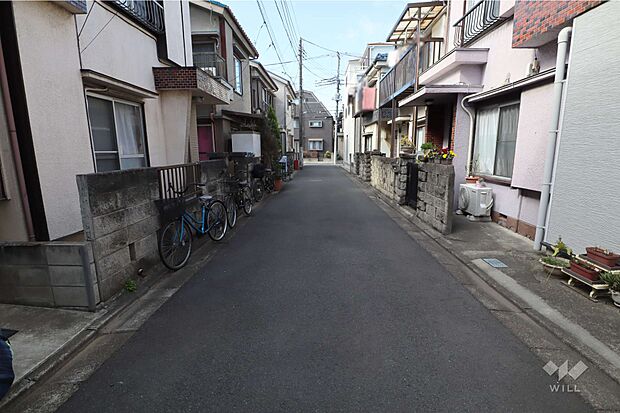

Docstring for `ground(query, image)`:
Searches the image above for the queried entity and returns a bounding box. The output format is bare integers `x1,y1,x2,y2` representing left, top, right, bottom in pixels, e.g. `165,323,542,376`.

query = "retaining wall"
416,162,455,234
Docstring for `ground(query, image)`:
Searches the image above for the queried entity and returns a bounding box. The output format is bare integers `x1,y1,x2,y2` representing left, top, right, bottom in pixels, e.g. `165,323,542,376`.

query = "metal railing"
112,0,165,34
379,45,418,107
157,163,202,200
453,0,501,47
193,52,226,78
419,40,444,74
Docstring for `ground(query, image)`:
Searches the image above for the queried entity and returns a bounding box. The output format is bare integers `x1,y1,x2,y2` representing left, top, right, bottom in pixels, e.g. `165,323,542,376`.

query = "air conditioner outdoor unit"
458,184,493,220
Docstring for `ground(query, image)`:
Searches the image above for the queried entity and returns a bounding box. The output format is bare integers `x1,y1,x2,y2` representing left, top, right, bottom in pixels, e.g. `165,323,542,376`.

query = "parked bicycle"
222,177,253,229
157,183,228,270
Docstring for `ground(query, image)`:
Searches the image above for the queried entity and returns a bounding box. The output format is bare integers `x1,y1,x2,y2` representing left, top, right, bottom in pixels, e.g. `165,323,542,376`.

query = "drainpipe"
460,94,476,177
0,40,35,241
534,27,572,251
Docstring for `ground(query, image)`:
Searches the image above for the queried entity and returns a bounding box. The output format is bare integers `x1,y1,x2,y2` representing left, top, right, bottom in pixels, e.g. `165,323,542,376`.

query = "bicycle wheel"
207,200,228,241
225,195,237,228
253,180,264,202
242,187,253,216
158,219,192,270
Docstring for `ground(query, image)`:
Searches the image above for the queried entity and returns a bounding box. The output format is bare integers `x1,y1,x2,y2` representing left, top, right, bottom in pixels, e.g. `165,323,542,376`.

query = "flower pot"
432,158,441,164
585,247,620,267
400,145,414,155
465,176,479,184
539,258,569,277
569,261,599,281
610,290,620,308
274,178,283,192
440,158,453,165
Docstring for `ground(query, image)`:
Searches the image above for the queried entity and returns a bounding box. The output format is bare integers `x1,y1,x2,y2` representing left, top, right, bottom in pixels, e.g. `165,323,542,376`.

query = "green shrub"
600,271,620,291
540,256,569,267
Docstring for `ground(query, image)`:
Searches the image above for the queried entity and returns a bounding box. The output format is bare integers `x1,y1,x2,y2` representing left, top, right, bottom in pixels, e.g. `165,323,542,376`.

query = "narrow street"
56,166,589,412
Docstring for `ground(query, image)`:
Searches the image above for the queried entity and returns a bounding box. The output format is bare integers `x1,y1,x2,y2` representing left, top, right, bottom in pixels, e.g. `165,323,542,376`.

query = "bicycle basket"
154,197,186,224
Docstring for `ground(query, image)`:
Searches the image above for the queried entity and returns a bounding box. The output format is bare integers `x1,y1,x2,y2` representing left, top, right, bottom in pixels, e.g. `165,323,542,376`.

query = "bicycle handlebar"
167,182,206,196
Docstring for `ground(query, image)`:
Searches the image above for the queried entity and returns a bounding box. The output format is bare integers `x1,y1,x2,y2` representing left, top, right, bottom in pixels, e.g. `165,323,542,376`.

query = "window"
473,103,519,178
87,96,148,172
309,120,323,128
308,140,323,150
234,56,243,94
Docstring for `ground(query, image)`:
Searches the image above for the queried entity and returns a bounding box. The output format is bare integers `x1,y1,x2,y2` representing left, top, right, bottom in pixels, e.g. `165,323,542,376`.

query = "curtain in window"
494,104,519,178
115,102,146,169
473,107,499,175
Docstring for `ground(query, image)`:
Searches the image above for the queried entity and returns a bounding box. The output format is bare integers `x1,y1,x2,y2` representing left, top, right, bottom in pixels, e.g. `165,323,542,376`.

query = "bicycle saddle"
239,180,248,185
199,194,213,202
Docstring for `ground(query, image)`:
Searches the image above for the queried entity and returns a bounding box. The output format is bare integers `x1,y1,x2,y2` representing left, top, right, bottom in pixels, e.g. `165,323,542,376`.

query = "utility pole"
333,52,340,165
298,38,304,165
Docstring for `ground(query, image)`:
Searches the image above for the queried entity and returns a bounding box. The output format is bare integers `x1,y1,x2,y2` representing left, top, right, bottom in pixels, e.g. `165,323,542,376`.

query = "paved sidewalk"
349,167,620,387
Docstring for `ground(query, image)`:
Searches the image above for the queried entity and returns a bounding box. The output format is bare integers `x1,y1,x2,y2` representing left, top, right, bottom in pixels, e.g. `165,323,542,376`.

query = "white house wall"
13,1,94,240
546,0,620,252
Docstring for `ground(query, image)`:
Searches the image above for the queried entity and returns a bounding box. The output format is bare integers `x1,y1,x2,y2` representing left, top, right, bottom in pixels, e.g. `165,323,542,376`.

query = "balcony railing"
379,45,418,107
193,52,226,78
419,39,444,74
112,0,165,34
453,0,502,47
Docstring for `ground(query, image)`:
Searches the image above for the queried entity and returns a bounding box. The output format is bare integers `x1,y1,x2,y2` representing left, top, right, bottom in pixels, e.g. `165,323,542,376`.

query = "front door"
198,124,214,161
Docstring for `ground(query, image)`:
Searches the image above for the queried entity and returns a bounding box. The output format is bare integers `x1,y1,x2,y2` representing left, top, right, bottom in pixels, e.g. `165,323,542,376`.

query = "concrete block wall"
77,168,161,301
416,162,455,234
358,151,375,182
0,242,97,309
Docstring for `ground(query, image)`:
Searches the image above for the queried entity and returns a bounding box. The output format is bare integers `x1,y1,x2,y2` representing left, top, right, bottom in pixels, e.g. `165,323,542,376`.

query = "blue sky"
228,0,405,114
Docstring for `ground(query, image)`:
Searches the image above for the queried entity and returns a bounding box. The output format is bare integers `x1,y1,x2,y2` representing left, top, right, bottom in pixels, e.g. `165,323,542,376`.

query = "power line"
301,37,363,59
256,0,291,79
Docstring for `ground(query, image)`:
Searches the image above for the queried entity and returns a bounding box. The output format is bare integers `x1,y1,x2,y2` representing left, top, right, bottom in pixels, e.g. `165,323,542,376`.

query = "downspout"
460,94,476,177
534,27,572,250
0,39,35,241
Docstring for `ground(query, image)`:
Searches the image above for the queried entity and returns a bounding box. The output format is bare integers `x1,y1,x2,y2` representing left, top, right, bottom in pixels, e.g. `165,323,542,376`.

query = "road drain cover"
483,258,508,268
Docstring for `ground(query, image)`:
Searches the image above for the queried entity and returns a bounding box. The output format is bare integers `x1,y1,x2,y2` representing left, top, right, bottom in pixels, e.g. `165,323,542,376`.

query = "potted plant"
539,256,570,276
400,135,414,155
420,142,434,161
585,247,620,267
273,162,283,192
465,157,480,183
599,271,620,307
439,147,456,165
569,260,599,281
551,237,572,259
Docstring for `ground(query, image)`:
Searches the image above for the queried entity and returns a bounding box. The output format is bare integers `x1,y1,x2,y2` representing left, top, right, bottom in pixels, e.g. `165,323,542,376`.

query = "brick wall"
153,67,198,90
425,105,445,148
512,0,602,48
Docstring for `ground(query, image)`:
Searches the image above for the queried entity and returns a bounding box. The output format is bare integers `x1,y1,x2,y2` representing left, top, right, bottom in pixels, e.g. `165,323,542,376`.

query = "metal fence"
112,0,165,34
157,163,201,200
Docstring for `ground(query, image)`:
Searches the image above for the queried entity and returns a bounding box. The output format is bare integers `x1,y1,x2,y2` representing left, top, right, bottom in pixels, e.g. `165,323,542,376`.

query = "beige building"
0,0,228,242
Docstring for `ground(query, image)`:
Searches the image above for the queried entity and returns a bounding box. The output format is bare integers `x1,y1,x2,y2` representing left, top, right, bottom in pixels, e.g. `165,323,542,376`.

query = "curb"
0,191,274,410
345,170,620,388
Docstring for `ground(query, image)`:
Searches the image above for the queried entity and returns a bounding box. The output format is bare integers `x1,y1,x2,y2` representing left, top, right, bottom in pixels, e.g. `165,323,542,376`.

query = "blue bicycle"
157,183,228,270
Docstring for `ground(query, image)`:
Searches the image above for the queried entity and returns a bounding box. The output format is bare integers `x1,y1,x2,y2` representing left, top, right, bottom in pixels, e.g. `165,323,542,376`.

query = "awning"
82,69,158,99
386,1,446,43
466,69,555,103
399,84,483,107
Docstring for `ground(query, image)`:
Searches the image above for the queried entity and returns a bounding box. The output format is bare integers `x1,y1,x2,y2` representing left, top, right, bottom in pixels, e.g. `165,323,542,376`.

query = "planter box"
570,261,599,281
586,247,620,267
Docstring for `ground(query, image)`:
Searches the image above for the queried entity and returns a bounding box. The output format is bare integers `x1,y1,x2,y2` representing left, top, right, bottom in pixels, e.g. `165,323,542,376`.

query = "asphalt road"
58,166,591,412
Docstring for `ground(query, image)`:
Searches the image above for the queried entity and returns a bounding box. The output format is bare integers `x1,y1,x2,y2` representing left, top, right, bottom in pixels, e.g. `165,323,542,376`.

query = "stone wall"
357,151,375,182
369,155,408,205
416,162,455,234
0,242,97,309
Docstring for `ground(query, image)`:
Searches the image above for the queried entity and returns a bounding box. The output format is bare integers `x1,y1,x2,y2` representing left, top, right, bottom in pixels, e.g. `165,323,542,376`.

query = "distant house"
268,71,297,154
295,91,334,158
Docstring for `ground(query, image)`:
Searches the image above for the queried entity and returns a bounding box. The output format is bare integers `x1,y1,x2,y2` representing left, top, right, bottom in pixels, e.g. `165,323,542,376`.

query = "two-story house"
0,0,228,242
268,71,297,154
296,91,334,159
250,61,277,115
189,0,259,156
378,0,605,242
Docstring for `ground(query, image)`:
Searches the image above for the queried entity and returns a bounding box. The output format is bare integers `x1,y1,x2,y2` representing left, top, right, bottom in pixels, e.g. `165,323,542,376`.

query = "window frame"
86,93,149,173
309,120,323,128
473,100,520,180
308,139,324,151
233,55,243,95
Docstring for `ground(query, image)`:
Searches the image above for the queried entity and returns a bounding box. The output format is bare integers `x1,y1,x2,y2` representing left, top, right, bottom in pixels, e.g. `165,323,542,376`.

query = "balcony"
193,52,226,79
153,67,231,105
453,0,503,47
419,39,444,74
112,0,165,34
364,108,394,126
379,45,417,107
